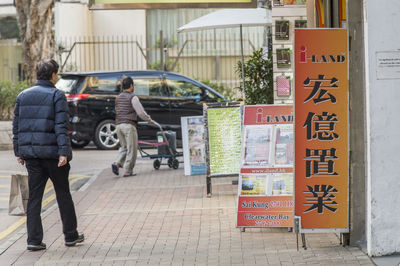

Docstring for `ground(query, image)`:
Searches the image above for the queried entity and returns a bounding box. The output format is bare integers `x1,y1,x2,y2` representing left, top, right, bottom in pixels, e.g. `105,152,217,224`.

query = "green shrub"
200,80,240,101
0,80,29,108
150,60,180,72
236,49,273,105
153,38,178,49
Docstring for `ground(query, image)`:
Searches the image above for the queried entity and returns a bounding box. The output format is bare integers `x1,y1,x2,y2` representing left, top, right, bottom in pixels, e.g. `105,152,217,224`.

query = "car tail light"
66,94,90,102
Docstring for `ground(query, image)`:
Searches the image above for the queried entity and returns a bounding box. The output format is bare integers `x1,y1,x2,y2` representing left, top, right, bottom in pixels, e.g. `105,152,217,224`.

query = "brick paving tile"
343,261,360,265
281,262,296,266
307,262,323,265
360,262,374,266
0,162,375,265
267,259,282,265
334,262,352,266
135,262,149,266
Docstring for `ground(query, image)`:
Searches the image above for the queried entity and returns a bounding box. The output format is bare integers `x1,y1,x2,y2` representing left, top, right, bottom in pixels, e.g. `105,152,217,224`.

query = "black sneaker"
27,242,46,251
65,233,84,247
123,171,136,177
111,163,119,175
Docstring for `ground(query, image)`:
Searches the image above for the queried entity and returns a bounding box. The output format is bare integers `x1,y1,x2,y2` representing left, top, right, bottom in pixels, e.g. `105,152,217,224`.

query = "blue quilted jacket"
12,80,72,161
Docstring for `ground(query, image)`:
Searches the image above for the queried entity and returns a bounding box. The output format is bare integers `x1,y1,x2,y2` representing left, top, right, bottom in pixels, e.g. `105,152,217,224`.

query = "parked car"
55,70,225,149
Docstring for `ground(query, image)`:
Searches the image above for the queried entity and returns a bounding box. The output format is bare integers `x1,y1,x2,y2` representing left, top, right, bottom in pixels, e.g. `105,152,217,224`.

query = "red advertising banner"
237,105,294,228
243,105,293,125
294,29,349,231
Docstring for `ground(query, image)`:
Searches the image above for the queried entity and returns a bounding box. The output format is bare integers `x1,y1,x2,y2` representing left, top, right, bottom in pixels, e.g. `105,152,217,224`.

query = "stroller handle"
155,122,163,132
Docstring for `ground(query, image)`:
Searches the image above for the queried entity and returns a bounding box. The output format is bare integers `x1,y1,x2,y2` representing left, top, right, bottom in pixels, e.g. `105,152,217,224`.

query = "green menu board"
207,107,242,175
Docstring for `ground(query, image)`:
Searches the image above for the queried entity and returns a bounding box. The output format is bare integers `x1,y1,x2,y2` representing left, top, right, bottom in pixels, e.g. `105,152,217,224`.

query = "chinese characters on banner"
237,105,294,228
294,29,349,231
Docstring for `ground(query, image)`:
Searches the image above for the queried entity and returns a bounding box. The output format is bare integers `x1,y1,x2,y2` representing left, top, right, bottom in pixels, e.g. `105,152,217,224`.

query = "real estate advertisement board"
294,29,349,232
237,105,294,228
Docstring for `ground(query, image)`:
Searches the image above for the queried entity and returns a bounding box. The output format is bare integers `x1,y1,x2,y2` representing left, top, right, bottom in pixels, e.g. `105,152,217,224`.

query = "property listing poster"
243,125,273,167
294,29,349,232
181,116,206,175
237,105,294,228
207,107,242,176
275,124,294,167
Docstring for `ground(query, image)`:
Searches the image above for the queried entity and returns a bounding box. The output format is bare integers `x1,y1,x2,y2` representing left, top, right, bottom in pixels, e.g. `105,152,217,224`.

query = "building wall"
54,3,92,39
90,9,146,37
0,39,21,81
54,2,147,72
54,2,146,38
0,0,15,18
315,0,400,256
0,1,19,82
271,5,307,104
364,0,400,256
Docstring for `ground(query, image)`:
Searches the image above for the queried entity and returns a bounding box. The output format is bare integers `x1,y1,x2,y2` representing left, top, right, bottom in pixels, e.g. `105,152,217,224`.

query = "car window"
206,89,219,100
167,79,204,99
84,75,121,94
132,77,167,97
56,77,79,93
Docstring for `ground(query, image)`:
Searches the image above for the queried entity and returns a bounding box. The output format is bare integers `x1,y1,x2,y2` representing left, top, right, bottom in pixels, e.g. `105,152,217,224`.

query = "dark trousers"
25,159,78,245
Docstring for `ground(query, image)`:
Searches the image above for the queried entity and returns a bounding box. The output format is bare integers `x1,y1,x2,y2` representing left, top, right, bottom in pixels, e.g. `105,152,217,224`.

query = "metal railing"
56,31,266,91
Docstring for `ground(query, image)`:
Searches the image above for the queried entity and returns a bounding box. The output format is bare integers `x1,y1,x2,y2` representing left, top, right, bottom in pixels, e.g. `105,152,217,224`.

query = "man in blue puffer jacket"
13,59,84,251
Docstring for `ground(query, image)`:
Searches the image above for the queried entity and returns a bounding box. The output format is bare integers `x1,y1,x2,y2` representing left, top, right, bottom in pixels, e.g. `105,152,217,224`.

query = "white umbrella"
178,8,271,32
178,8,272,100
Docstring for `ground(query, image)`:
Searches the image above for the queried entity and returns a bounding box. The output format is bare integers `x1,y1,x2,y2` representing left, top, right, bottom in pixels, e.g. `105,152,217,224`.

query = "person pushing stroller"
112,77,159,177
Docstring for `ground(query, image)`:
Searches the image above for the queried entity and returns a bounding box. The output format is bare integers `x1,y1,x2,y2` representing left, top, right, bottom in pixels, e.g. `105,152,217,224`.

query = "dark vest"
115,91,137,126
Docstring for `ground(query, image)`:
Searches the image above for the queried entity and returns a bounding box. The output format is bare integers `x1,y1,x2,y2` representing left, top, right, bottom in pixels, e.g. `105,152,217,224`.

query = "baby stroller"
138,124,183,170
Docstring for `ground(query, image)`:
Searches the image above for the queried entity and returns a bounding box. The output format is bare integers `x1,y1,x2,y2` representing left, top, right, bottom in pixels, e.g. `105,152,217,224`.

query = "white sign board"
376,51,400,79
181,116,206,176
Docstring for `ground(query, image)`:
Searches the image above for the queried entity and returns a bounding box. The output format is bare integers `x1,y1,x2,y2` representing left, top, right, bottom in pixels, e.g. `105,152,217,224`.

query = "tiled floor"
0,162,374,265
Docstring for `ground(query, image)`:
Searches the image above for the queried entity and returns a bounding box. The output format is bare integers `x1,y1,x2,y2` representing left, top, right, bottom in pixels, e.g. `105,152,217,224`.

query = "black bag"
157,131,177,155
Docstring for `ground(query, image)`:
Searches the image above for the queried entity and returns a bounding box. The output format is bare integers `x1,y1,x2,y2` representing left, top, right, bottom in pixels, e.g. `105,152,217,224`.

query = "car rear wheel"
94,119,119,150
71,139,90,149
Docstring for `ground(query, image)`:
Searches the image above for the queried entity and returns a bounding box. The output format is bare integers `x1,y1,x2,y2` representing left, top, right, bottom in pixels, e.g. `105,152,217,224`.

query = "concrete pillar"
362,0,400,256
347,0,367,248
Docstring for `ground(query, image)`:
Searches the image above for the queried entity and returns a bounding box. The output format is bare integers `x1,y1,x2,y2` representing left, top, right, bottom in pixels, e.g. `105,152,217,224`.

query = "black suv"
55,71,224,149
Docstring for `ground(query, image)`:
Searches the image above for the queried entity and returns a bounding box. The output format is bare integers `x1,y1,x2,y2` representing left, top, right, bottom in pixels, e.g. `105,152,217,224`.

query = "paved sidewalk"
0,161,374,265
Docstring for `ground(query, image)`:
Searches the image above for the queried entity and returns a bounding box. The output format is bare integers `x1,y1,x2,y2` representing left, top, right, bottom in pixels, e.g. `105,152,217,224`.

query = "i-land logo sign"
300,46,346,63
255,107,293,124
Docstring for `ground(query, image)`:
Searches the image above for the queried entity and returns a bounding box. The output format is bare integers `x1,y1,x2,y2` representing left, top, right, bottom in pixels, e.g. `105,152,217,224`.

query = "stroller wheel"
172,159,179,169
153,159,161,170
167,158,173,168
